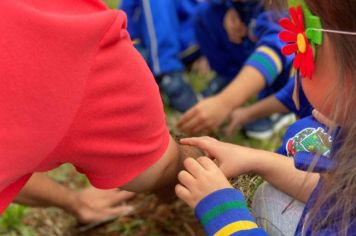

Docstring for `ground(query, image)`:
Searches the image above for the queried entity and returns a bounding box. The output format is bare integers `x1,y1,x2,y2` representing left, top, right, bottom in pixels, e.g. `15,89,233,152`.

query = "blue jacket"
275,78,314,119
120,0,202,76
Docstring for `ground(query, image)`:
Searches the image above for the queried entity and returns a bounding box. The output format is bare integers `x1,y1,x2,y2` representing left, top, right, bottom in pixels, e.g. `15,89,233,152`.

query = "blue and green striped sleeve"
195,188,267,236
245,10,293,86
245,46,283,86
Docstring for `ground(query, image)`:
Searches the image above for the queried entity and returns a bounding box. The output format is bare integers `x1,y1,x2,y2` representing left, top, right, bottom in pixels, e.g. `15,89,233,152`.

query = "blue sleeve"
253,11,288,57
120,0,141,40
275,77,314,118
195,188,267,236
245,11,293,86
210,0,233,7
275,79,297,113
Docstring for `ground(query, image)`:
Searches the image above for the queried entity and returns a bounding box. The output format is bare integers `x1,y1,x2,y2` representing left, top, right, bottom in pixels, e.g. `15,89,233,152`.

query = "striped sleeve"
245,46,283,86
195,188,267,236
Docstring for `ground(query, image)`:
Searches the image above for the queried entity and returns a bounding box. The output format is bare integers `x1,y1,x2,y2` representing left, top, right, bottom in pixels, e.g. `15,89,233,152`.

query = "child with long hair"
175,0,356,235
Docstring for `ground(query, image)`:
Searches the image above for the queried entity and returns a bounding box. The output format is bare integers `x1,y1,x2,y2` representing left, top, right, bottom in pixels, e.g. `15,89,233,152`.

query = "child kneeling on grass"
176,0,356,235
178,0,293,139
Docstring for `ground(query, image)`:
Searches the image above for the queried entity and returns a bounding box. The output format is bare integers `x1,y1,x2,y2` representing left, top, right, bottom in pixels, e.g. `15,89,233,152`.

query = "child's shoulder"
278,116,336,172
286,116,328,137
278,116,332,158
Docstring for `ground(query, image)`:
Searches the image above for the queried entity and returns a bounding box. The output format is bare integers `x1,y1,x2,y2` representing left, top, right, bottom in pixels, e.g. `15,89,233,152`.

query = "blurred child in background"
120,0,205,112
178,0,293,139
225,76,313,138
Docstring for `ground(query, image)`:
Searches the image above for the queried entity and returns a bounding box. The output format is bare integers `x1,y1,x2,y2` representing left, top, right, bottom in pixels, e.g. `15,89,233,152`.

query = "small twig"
183,222,196,236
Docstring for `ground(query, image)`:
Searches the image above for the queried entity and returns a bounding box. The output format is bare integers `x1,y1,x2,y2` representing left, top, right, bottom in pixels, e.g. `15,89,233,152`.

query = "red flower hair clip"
279,6,315,79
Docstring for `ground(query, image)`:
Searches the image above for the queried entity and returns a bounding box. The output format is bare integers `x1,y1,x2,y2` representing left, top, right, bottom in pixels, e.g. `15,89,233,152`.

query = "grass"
0,205,34,236
105,0,120,9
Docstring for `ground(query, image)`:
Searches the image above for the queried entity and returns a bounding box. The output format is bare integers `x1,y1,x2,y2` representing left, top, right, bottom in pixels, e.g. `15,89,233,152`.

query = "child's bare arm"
181,137,319,203
254,151,320,202
122,135,202,194
15,173,135,224
226,95,289,136
239,95,289,121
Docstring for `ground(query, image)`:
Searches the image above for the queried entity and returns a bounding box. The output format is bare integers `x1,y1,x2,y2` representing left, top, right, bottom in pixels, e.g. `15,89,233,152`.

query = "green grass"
104,0,120,9
0,205,34,236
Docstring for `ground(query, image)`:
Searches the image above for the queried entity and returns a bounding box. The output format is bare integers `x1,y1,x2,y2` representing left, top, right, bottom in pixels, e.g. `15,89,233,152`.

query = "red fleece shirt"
0,0,170,213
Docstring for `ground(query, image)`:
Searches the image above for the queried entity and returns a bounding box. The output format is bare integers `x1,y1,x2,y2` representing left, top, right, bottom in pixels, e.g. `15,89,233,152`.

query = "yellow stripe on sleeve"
257,46,283,73
214,221,259,236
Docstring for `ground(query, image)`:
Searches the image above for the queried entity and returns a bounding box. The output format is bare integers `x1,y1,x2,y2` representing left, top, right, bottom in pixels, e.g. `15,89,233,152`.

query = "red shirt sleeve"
0,0,169,212
44,11,170,189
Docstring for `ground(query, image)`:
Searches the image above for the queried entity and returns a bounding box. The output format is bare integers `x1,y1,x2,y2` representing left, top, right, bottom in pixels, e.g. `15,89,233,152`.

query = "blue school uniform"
120,0,202,76
195,0,293,98
275,78,314,155
275,78,314,119
194,116,356,235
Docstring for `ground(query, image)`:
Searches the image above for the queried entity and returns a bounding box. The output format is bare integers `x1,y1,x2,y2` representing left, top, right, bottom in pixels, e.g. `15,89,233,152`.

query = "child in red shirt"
0,0,190,213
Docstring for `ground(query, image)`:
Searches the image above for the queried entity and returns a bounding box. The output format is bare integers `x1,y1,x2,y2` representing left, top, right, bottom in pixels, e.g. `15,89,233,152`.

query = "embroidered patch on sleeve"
286,127,332,158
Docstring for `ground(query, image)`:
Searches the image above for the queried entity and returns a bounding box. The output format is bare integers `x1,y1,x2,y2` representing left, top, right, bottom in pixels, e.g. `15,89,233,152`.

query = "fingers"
176,169,197,208
180,136,218,157
178,109,212,134
180,136,217,157
312,109,337,130
76,202,135,225
175,184,194,208
178,169,196,189
189,123,213,135
183,158,206,179
191,57,210,77
177,107,199,129
225,118,241,137
102,205,135,217
107,191,136,206
196,156,218,171
180,116,207,134
228,32,243,44
180,136,217,149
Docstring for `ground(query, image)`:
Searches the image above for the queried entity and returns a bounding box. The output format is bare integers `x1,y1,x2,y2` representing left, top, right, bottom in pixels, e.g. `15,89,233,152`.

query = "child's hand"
191,57,211,77
180,137,259,178
175,157,233,208
177,96,232,135
226,107,251,137
224,8,247,44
